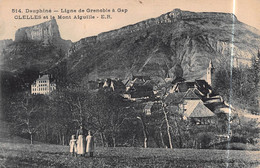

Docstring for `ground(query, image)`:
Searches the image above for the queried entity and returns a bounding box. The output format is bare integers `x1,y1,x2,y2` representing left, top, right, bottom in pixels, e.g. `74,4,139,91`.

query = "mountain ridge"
65,9,260,84
68,9,239,54
1,9,260,86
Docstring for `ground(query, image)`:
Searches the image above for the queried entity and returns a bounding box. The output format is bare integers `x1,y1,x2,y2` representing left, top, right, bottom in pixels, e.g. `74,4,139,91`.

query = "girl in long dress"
76,126,86,156
69,135,77,157
86,130,94,157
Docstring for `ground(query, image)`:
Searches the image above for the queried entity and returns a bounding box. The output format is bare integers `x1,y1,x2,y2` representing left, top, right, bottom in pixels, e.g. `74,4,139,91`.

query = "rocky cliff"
15,19,71,53
15,19,60,43
69,9,237,53
1,19,71,72
66,9,260,83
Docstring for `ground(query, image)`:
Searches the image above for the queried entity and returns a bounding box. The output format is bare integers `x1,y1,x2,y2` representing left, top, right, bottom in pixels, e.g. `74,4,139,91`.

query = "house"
165,87,202,105
103,78,125,93
182,100,216,125
143,101,154,115
31,75,56,95
165,87,216,125
125,76,154,101
170,60,214,96
171,79,212,97
183,88,202,100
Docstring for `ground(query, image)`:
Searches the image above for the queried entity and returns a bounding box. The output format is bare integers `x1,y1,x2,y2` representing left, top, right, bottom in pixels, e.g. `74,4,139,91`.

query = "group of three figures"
69,126,94,157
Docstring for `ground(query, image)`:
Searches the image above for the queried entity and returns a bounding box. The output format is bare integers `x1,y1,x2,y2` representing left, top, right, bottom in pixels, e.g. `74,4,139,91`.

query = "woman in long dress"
86,130,94,157
76,126,86,156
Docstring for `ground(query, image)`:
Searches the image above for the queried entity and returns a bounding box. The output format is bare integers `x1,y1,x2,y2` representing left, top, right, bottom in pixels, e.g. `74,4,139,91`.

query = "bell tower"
206,60,214,86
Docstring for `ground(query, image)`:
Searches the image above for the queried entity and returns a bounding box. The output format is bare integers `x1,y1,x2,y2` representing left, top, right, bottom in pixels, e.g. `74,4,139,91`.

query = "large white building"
31,75,56,95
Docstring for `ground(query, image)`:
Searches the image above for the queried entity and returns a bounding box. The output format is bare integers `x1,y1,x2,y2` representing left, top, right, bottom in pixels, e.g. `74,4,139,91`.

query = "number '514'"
12,9,22,13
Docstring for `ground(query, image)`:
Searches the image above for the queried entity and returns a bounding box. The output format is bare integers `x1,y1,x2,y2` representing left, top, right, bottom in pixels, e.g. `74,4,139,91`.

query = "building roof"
172,77,185,84
175,82,196,92
184,100,215,118
144,101,154,110
165,92,185,105
37,75,49,81
183,88,201,100
133,75,150,81
122,79,129,85
219,107,231,114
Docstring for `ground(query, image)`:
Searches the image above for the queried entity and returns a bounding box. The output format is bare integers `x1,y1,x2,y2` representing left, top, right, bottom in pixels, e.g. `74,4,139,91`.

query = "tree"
87,90,135,147
231,115,260,144
137,116,149,148
11,93,45,144
47,91,75,145
213,64,258,113
154,79,184,149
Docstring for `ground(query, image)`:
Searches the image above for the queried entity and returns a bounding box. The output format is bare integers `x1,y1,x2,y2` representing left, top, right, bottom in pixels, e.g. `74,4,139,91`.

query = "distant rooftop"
184,100,215,118
37,75,49,80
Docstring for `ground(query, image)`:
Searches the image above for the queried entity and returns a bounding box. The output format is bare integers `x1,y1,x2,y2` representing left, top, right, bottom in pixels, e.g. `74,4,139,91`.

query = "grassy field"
0,142,260,168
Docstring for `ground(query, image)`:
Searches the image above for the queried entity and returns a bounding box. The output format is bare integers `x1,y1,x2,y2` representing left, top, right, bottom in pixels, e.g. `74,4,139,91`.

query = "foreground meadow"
0,142,259,168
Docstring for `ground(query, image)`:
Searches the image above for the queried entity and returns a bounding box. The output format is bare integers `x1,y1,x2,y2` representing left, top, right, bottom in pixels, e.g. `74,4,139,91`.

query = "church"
164,60,220,125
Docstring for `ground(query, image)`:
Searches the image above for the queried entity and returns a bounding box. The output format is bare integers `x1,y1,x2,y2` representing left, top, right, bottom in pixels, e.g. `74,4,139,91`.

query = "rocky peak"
15,19,61,44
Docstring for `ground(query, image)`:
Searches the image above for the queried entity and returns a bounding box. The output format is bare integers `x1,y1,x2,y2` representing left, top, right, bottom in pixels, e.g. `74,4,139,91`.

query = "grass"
0,142,260,168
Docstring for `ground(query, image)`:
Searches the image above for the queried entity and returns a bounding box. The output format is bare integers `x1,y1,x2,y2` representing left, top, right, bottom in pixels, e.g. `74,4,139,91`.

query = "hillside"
66,9,260,84
0,9,260,85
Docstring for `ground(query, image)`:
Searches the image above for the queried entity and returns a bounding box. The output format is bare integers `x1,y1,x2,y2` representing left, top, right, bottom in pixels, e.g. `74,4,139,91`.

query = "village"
29,60,244,148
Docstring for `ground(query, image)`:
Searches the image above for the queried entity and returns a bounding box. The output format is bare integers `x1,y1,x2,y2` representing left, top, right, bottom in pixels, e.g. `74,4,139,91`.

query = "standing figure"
86,130,94,157
69,135,77,157
76,125,86,156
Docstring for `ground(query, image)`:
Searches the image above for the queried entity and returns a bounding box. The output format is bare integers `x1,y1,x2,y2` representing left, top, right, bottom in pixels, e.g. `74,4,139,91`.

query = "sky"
0,0,259,42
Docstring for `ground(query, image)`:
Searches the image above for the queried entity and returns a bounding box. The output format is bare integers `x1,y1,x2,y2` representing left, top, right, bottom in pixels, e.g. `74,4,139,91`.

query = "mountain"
1,9,260,85
0,19,72,73
66,9,260,84
14,19,71,51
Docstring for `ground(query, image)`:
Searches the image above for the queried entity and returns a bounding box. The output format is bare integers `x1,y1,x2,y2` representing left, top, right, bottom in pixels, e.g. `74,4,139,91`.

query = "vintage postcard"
0,0,259,167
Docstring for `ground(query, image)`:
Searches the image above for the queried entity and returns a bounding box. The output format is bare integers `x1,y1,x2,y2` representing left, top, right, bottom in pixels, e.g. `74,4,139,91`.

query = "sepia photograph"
0,0,259,167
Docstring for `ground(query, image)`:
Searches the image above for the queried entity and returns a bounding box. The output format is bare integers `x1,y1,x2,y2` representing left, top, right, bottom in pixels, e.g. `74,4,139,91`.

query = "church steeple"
206,60,214,86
